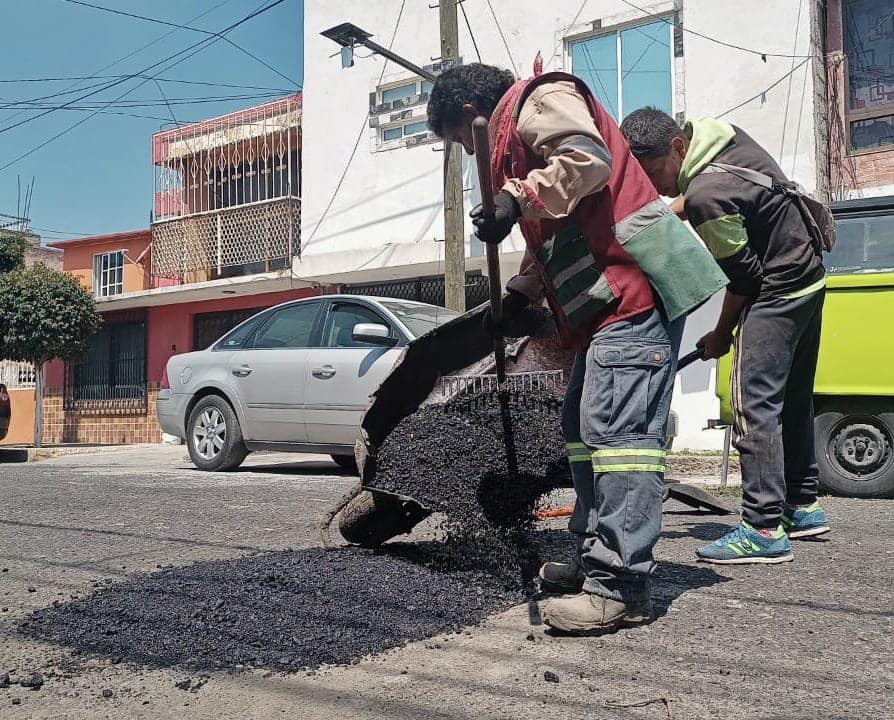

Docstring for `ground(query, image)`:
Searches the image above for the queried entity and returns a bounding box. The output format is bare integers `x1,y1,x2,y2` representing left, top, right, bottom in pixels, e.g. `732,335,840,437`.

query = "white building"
300,0,824,450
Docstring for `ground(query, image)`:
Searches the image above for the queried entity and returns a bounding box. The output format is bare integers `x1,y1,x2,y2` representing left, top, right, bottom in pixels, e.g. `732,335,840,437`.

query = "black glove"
470,190,521,245
483,290,531,337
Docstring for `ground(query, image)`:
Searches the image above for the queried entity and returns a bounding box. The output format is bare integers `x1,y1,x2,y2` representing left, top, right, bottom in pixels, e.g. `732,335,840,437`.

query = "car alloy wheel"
193,406,227,460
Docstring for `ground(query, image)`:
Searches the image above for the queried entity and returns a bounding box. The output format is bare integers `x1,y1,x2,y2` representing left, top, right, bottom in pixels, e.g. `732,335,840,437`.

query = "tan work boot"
538,561,585,593
541,592,653,635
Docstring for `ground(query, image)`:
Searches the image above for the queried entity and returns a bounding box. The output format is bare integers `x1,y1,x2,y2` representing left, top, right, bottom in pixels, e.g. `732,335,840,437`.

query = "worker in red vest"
427,63,726,634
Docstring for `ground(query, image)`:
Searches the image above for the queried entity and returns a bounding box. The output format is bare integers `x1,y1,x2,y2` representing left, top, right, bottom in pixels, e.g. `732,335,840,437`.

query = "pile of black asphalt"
21,389,569,673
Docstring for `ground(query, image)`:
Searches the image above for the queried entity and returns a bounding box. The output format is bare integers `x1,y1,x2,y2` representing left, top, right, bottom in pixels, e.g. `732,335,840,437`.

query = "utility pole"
439,0,466,312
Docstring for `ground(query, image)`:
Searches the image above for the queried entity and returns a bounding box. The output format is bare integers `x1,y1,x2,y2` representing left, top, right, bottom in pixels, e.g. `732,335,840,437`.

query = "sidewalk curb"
0,443,158,463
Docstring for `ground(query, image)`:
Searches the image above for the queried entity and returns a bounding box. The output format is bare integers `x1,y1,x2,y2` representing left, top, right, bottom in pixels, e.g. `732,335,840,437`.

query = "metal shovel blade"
664,480,736,514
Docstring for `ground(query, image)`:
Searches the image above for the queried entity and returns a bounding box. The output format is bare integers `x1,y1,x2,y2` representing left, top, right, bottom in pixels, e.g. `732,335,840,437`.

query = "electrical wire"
717,58,811,118
0,75,297,93
0,0,288,172
1,0,236,127
779,0,805,162
0,0,287,138
616,0,812,60
303,0,408,250
459,1,482,63
483,0,519,75
62,0,298,88
0,93,288,110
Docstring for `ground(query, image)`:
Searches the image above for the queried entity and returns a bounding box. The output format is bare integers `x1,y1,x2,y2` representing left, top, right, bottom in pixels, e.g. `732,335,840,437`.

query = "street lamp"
321,23,437,82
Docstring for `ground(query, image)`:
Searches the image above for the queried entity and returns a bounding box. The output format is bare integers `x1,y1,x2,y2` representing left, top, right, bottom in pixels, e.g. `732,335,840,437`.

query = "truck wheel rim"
830,419,891,479
193,407,226,460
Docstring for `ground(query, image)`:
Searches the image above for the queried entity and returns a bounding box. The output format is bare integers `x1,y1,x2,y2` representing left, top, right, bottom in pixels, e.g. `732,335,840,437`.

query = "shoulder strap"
707,162,775,190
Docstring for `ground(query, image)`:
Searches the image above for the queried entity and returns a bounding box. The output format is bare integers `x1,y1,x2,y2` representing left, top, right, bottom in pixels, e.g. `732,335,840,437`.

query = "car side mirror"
352,323,398,346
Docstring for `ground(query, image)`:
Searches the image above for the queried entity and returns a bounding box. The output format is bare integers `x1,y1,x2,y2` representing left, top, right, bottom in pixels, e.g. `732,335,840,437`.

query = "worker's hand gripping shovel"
471,116,507,384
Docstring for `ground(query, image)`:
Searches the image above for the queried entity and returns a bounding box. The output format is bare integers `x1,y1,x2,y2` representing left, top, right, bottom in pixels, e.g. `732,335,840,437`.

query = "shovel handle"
472,116,506,382
676,346,706,371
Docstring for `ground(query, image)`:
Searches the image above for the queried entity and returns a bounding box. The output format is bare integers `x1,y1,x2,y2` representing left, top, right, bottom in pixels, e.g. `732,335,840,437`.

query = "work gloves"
470,190,521,245
483,290,544,338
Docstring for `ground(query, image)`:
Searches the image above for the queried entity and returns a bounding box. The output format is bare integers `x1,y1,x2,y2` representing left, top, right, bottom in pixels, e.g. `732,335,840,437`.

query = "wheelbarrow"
320,303,732,548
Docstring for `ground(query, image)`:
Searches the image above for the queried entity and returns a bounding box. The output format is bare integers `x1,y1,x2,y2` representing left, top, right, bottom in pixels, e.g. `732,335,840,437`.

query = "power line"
1,0,236,128
483,0,519,75
0,0,288,172
779,0,805,162
459,1,482,63
0,74,297,93
616,0,812,60
0,93,289,110
304,0,408,249
62,0,298,89
717,58,811,118
0,0,287,138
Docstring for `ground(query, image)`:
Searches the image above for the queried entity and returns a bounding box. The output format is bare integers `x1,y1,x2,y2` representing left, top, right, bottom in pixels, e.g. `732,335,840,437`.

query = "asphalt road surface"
0,447,891,719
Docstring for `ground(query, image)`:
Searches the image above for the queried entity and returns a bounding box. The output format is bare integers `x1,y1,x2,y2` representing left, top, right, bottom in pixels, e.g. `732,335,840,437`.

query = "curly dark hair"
426,63,515,137
619,107,686,160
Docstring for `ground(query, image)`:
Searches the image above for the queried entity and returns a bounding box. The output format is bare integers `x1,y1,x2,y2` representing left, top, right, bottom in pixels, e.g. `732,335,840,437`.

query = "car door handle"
312,365,336,379
231,365,252,377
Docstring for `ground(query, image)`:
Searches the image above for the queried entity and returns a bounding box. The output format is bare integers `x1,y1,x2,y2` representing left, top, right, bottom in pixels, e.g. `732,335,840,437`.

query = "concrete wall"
303,1,818,449
57,232,152,295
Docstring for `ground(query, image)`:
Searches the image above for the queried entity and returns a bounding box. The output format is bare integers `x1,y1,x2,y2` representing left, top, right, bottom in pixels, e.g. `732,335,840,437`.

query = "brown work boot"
541,592,653,635
538,561,585,593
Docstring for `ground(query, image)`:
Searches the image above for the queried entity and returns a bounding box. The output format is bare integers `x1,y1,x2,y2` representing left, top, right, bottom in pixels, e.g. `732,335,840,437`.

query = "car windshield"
826,211,894,274
381,301,459,338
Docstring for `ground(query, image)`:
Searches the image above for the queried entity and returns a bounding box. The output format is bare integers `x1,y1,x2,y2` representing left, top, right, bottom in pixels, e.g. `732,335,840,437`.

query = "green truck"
717,195,894,498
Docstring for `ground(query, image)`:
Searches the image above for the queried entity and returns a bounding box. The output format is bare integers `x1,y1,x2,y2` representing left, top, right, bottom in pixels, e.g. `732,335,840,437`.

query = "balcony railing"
150,196,300,283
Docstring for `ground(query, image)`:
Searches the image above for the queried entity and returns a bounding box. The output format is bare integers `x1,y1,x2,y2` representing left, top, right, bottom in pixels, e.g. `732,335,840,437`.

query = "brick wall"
42,382,163,445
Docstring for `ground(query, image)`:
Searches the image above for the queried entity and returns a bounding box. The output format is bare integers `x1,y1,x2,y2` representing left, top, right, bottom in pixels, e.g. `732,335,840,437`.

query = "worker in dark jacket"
426,64,725,633
621,108,831,565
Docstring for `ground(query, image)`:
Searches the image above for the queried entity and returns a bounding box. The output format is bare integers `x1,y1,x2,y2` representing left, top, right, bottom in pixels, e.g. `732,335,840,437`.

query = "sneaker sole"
788,525,830,539
697,553,794,565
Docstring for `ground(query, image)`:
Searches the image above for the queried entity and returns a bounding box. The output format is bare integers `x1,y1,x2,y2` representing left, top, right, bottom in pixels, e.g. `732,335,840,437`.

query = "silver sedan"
157,295,459,471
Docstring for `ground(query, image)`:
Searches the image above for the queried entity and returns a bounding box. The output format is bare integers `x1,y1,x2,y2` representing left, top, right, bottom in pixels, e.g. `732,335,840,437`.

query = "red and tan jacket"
493,71,727,349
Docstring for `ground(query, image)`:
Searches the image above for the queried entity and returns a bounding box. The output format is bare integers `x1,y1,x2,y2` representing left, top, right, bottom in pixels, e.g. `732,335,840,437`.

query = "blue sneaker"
781,501,830,539
696,522,794,564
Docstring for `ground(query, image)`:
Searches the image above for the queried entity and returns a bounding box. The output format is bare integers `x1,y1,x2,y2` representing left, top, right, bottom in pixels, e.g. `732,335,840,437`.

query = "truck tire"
338,490,430,547
814,402,894,499
186,395,248,472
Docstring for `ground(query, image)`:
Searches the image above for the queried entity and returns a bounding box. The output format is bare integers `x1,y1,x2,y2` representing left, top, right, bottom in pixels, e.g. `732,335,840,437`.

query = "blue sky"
0,0,303,242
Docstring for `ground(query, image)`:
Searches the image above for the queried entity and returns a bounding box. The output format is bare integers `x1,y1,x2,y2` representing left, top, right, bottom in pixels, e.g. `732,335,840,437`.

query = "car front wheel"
186,395,248,471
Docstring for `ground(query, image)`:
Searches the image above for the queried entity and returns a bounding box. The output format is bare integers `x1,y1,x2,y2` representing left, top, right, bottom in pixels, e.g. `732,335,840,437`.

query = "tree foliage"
0,232,27,274
0,263,101,365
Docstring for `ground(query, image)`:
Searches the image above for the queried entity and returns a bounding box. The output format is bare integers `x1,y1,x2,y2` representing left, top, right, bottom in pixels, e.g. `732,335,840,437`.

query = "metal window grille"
0,360,36,390
151,94,301,281
92,250,124,298
342,272,490,309
64,315,147,412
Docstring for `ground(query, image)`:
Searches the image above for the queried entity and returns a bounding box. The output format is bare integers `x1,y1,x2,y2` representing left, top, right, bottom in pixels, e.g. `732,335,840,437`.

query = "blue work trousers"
562,309,683,603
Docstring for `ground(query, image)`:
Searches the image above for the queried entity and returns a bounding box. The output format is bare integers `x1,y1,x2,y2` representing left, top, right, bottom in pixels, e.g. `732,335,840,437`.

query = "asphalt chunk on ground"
21,544,523,673
21,390,569,672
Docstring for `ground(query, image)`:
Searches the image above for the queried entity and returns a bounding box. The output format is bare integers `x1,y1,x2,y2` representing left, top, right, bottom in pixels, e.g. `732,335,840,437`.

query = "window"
371,77,436,148
65,316,146,411
844,0,894,152
92,250,124,298
322,304,392,348
252,303,319,349
200,308,267,351
569,19,673,122
825,211,894,274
